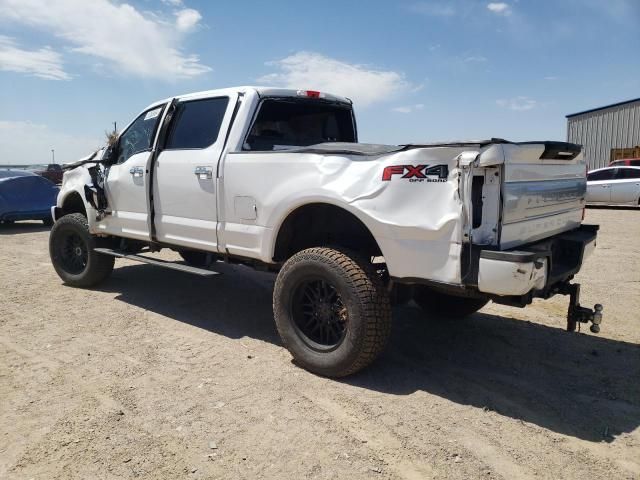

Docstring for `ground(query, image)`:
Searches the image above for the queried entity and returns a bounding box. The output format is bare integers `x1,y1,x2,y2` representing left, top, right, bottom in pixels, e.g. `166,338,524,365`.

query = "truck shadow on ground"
96,261,639,444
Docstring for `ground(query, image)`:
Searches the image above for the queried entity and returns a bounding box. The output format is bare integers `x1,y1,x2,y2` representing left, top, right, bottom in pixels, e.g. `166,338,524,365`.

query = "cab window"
165,97,229,150
117,105,164,164
244,99,356,151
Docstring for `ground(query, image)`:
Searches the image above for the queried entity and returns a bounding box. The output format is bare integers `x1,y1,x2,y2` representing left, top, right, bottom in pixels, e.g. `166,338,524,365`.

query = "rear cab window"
244,98,356,151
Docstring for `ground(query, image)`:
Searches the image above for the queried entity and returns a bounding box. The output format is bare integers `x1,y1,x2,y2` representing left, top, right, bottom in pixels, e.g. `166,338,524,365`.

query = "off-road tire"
179,250,209,267
49,213,114,288
273,247,392,377
413,285,488,319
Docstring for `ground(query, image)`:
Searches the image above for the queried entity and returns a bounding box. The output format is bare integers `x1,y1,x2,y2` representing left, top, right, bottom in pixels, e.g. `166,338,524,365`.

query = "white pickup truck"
49,86,603,377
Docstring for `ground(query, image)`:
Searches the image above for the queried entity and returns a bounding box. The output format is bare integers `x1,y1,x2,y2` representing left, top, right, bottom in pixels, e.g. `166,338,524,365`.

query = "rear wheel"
413,285,488,319
273,247,392,377
49,213,114,287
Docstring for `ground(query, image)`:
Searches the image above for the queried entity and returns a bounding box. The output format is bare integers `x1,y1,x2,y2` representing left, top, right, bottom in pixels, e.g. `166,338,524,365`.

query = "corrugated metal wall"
567,100,640,170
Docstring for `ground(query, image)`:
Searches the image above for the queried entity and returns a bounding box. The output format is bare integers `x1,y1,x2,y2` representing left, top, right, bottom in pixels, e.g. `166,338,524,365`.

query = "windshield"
244,99,356,151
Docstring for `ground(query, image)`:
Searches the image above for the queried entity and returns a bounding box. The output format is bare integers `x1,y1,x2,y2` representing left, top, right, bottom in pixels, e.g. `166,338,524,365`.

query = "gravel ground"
1,208,639,480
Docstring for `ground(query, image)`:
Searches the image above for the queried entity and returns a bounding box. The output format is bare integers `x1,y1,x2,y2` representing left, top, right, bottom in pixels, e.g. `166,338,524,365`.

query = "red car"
29,164,63,184
609,158,640,167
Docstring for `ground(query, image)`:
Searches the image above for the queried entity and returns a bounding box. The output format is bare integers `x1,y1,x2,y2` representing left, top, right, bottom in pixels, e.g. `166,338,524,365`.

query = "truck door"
152,94,236,251
102,104,165,240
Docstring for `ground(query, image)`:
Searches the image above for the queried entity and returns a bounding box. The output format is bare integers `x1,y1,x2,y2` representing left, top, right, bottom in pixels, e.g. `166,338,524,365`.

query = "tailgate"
498,142,586,249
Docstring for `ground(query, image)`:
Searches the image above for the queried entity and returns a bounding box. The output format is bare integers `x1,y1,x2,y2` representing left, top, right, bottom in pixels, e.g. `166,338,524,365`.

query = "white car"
586,166,640,206
49,86,603,377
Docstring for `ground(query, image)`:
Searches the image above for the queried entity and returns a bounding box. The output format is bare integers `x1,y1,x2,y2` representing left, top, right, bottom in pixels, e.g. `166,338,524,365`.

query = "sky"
0,0,638,164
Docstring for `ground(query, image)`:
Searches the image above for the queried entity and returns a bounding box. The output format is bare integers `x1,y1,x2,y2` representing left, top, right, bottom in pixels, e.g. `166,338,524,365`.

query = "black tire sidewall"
274,252,371,376
49,214,113,287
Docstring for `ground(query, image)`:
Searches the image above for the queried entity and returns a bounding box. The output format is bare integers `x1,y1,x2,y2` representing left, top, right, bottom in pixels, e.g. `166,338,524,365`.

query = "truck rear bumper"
477,224,598,297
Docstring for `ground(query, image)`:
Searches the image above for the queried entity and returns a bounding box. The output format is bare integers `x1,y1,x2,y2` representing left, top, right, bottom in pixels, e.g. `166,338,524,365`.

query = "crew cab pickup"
49,86,603,377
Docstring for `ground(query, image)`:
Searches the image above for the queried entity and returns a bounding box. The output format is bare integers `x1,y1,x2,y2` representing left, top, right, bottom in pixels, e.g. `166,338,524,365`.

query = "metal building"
566,98,640,170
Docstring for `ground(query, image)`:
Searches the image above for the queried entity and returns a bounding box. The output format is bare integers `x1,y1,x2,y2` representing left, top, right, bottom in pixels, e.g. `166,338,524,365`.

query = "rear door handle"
129,166,144,178
195,166,213,180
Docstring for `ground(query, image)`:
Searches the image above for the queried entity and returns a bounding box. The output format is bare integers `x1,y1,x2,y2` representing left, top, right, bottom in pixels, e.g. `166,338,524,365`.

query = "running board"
94,248,220,277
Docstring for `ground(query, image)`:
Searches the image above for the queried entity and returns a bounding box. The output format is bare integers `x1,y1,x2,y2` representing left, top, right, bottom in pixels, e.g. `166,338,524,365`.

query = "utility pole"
113,121,117,134
51,149,55,164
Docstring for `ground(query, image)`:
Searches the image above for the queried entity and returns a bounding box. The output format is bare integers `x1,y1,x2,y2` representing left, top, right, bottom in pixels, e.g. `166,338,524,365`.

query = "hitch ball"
590,304,603,333
592,304,603,325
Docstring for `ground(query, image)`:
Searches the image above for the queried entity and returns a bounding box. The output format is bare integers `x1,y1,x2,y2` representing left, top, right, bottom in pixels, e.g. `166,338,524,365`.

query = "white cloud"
409,2,456,17
161,0,183,5
487,2,511,15
0,0,210,79
496,96,537,111
0,120,102,165
0,36,69,80
258,52,411,107
175,8,201,33
392,104,425,114
544,76,558,81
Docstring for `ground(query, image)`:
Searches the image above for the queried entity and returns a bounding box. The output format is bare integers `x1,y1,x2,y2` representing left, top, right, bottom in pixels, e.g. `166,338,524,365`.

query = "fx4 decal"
382,164,449,182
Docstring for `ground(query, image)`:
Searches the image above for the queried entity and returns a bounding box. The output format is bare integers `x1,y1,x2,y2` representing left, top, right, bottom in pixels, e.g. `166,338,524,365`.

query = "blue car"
0,169,59,226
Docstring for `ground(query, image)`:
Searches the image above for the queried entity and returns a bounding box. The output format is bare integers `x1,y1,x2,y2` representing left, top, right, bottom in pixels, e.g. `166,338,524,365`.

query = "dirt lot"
1,208,639,480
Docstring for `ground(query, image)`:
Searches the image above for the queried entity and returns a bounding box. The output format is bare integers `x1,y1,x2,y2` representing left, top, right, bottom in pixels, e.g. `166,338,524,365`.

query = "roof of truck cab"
145,86,352,110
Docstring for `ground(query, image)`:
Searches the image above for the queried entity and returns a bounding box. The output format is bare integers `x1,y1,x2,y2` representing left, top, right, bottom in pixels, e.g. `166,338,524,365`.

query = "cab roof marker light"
296,90,325,99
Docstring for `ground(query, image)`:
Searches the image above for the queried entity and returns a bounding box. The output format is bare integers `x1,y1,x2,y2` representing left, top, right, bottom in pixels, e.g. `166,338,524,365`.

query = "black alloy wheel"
291,277,348,351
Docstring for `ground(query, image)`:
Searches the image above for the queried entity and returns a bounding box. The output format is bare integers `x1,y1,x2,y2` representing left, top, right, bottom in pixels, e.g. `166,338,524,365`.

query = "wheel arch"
272,202,383,262
60,190,87,217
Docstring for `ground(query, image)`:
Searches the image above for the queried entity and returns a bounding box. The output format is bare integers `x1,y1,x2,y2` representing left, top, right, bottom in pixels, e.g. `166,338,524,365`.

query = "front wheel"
413,285,488,319
49,213,114,288
273,247,392,378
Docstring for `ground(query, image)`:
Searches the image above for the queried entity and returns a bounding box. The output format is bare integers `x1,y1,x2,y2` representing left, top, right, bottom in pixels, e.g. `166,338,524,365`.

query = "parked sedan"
0,170,59,225
586,166,640,206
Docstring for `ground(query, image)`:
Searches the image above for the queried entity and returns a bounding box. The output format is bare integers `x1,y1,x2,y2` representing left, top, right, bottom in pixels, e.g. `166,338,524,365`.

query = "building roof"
566,97,640,118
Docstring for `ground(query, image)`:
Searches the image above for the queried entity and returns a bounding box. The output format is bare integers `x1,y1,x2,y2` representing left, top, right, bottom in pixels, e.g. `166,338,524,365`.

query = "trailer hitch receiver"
559,283,603,333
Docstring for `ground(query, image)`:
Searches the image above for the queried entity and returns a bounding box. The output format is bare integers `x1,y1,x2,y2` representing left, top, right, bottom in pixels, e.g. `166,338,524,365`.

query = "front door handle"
195,166,213,180
129,166,144,178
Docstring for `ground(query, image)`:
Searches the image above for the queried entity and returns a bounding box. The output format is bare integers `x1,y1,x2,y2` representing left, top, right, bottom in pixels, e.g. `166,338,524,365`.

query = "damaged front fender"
57,148,110,229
